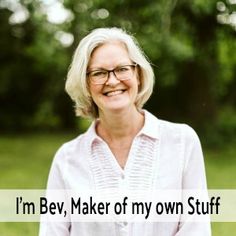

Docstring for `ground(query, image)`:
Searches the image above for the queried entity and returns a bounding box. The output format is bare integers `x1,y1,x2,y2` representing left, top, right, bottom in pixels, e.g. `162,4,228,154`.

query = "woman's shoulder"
52,131,91,163
144,110,199,141
60,131,90,153
157,118,200,144
158,118,194,131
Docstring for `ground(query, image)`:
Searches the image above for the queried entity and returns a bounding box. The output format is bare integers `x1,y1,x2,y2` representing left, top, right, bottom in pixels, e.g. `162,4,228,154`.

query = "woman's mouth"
103,89,126,97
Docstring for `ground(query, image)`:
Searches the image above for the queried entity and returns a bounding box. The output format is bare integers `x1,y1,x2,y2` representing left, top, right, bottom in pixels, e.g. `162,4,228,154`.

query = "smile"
103,89,126,97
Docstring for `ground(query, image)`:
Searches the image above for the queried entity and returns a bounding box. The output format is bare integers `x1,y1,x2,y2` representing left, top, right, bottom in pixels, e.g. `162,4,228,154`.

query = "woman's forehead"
91,41,127,56
88,42,131,69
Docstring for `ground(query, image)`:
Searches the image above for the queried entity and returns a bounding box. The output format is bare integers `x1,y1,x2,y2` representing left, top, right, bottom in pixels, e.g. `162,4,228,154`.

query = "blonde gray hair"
65,27,155,119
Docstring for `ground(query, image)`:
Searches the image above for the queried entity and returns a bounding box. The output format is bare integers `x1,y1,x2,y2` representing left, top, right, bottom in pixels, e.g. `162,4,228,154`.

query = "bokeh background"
0,0,235,235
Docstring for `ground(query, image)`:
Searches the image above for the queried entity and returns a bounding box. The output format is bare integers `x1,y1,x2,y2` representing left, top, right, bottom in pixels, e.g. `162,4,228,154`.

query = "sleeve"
39,145,71,236
175,125,211,236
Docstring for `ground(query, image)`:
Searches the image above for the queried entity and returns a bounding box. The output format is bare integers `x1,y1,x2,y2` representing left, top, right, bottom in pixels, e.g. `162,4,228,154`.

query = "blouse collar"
85,109,159,147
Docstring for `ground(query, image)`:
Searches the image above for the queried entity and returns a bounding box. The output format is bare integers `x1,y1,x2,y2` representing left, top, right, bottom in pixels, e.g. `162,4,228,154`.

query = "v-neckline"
102,139,135,174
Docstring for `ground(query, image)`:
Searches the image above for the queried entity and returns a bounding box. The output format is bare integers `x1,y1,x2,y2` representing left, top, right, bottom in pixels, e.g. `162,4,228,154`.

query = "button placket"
119,172,126,189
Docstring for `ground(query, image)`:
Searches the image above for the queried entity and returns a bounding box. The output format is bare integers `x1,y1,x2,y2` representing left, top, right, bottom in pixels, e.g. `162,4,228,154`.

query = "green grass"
0,134,235,235
205,144,236,189
0,133,76,236
204,143,236,235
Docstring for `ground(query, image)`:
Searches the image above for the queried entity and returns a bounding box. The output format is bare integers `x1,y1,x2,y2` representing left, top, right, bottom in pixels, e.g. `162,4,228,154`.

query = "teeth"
106,90,124,97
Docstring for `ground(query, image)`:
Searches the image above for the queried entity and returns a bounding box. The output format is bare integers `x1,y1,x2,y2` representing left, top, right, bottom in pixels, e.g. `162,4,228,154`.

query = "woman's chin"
100,102,132,114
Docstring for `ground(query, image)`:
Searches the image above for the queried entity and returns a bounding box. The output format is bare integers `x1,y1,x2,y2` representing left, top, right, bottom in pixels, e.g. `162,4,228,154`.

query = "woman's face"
87,42,140,116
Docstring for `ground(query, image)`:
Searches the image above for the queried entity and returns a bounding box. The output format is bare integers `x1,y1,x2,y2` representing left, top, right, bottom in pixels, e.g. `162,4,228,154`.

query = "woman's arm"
176,125,211,236
39,145,71,236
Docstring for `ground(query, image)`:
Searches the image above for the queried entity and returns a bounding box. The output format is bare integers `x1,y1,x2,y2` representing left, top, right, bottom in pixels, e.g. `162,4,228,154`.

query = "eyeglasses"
87,64,137,85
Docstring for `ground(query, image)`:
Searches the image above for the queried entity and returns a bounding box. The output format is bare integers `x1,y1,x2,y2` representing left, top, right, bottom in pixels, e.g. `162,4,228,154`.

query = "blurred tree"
0,5,43,131
0,0,235,142
0,0,75,131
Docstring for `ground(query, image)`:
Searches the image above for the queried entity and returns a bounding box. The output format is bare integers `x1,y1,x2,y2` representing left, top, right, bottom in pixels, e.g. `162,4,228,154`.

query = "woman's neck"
96,107,144,143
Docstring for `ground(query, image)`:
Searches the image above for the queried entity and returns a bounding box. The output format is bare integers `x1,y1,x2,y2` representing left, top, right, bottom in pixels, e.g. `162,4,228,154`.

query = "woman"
39,27,211,235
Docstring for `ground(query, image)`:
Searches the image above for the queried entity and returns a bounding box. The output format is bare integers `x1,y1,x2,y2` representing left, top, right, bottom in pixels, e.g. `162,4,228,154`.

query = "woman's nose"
105,71,120,86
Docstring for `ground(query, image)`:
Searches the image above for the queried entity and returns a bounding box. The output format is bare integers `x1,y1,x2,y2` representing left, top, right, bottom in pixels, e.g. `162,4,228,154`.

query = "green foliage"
215,31,236,97
203,106,236,146
0,0,235,145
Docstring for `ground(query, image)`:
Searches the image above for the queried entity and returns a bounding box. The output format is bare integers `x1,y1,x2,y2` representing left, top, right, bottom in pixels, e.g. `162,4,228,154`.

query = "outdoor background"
0,0,235,235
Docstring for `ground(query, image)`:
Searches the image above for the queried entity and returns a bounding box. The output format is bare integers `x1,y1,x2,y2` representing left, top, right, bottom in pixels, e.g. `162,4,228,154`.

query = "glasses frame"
87,63,138,85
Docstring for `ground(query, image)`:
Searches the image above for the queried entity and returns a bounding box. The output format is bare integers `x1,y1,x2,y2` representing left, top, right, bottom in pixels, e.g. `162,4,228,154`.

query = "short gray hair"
65,27,155,119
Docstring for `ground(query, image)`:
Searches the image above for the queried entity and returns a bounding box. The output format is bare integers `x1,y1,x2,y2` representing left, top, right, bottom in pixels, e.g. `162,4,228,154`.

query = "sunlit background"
0,0,236,235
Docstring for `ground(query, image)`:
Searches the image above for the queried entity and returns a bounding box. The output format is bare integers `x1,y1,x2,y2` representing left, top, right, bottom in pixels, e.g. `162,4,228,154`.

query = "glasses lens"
88,64,136,84
89,70,107,84
114,65,135,80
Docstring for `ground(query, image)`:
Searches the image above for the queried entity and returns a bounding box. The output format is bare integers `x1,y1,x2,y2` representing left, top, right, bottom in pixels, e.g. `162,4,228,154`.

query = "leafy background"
0,0,236,143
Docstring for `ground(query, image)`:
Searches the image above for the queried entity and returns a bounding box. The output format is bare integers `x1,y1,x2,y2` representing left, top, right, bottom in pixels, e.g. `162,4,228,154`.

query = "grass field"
0,133,235,235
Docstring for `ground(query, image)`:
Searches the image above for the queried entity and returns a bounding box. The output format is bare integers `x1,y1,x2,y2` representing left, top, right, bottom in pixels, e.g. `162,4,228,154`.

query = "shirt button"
121,173,125,179
123,221,128,226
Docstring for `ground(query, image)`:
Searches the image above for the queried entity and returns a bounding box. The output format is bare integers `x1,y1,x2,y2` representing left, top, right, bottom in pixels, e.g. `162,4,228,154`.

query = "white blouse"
39,110,211,236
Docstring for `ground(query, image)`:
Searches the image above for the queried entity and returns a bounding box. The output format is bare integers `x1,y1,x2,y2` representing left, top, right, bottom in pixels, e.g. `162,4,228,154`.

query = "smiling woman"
88,42,140,118
65,28,154,119
39,27,211,236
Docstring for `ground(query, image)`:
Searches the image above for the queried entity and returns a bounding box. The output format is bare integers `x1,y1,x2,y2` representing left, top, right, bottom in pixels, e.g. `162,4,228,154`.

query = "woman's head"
65,27,155,119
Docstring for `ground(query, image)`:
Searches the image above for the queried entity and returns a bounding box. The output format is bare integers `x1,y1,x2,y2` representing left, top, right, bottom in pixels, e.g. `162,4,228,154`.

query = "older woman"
39,27,211,235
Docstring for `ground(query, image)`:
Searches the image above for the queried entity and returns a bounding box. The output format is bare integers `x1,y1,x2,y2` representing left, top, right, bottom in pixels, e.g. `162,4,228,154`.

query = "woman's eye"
91,71,106,77
116,66,129,73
